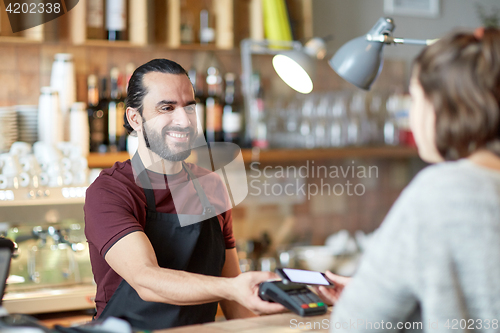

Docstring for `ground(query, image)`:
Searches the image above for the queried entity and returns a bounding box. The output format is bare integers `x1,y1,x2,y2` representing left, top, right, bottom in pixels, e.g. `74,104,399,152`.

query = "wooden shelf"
242,146,419,164
0,36,43,44
87,147,419,169
81,39,138,48
87,152,130,169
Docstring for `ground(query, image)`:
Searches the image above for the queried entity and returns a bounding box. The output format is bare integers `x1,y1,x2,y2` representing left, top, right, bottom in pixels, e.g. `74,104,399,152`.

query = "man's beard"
142,121,195,162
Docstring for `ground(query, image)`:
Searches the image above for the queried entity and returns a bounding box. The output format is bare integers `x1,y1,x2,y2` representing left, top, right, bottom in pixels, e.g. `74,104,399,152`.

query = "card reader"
258,281,327,317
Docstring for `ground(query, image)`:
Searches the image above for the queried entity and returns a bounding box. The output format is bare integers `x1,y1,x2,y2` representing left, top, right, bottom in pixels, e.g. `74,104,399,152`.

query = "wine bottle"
108,67,127,152
106,0,127,41
251,72,268,149
188,67,207,140
180,0,194,44
222,73,242,145
87,0,105,39
205,66,223,142
88,75,108,152
199,0,215,44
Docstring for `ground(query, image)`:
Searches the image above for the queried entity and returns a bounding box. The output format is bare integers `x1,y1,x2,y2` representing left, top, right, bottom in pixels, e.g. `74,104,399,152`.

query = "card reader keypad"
289,289,325,309
258,281,328,317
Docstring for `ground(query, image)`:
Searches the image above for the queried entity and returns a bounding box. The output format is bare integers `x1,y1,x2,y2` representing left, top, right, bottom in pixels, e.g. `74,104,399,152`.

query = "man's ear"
126,107,142,132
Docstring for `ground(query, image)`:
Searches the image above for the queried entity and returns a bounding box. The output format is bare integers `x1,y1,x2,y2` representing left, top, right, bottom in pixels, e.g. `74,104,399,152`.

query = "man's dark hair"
124,59,189,134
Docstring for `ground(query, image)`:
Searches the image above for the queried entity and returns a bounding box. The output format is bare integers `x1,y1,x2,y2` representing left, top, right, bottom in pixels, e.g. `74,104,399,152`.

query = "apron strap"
131,153,157,210
181,162,217,216
131,153,216,217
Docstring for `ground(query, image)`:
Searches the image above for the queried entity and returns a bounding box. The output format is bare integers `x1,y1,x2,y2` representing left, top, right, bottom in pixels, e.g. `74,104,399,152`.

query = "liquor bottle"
87,0,105,39
222,73,242,145
199,0,215,44
117,69,128,150
108,67,127,152
87,75,108,152
106,0,128,41
205,66,223,142
251,72,268,149
180,0,194,44
188,66,207,140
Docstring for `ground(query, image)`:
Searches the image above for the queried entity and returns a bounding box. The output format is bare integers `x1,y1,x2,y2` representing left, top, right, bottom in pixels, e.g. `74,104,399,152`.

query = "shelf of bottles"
65,0,234,48
86,85,419,168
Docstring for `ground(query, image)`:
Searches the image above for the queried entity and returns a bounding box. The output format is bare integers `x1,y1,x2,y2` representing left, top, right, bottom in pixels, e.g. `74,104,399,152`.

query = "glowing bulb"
272,55,313,94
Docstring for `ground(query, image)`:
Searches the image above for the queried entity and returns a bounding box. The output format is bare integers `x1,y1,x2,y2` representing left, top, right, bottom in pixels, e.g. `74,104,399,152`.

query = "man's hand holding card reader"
258,269,332,316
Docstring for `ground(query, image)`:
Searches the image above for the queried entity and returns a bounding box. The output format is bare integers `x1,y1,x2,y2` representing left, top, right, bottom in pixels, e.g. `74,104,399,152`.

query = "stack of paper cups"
50,53,76,141
38,87,63,144
70,102,90,157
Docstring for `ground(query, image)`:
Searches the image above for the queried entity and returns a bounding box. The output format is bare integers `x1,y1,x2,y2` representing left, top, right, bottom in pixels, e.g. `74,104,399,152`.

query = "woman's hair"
124,59,189,134
414,28,500,160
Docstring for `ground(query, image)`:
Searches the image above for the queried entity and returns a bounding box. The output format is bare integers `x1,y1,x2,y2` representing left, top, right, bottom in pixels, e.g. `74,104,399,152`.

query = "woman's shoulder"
408,160,500,194
391,160,500,225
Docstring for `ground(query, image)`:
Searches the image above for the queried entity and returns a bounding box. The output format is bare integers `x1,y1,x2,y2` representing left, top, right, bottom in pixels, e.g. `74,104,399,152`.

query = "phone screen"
282,268,331,285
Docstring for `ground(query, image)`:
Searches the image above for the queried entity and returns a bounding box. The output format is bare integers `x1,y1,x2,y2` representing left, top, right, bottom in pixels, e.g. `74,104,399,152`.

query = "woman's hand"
314,271,352,305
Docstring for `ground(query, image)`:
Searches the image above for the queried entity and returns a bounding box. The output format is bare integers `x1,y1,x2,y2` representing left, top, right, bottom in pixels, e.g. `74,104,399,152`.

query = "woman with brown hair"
319,28,500,332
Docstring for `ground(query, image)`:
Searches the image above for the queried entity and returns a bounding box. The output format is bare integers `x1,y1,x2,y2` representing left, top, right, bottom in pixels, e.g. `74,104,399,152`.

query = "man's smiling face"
140,72,198,161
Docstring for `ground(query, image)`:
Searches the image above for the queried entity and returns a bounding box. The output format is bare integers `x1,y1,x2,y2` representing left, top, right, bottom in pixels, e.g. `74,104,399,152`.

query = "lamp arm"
391,37,438,45
366,34,437,45
240,39,254,145
240,38,304,144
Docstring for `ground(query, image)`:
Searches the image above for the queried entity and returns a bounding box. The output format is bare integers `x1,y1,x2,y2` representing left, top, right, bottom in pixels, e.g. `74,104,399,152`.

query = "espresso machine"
0,187,95,314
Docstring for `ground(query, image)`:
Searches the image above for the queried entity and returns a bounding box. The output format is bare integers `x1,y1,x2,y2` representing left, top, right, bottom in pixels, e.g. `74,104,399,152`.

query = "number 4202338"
5,2,61,14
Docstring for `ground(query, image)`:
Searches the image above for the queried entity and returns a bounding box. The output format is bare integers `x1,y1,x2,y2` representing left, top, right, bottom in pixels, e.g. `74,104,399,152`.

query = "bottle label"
90,110,105,145
88,0,104,28
108,101,117,144
223,112,241,133
116,101,126,135
196,103,205,131
106,0,126,31
206,103,222,132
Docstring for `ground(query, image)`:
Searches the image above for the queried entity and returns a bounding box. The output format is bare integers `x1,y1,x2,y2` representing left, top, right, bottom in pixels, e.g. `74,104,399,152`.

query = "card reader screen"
283,268,330,285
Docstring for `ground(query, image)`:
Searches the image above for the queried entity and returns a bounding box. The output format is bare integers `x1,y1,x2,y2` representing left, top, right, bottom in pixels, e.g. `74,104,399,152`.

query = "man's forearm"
132,265,235,305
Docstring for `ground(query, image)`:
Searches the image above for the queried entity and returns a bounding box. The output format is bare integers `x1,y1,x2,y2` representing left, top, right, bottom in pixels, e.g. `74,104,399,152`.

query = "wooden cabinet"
66,0,232,47
0,0,44,42
0,0,312,49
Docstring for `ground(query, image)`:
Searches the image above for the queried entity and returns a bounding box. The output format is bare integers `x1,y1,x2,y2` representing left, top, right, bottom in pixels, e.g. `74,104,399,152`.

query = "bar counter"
156,309,332,333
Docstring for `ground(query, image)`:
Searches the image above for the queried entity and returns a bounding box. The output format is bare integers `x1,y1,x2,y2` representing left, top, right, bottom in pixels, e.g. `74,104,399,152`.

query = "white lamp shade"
272,51,314,94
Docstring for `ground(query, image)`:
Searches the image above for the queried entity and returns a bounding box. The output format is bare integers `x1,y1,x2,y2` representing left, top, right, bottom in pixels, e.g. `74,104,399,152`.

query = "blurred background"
0,0,497,325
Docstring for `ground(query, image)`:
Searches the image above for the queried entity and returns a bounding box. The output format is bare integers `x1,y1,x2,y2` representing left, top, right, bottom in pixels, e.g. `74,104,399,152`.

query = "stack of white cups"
70,102,90,157
38,87,63,145
0,142,38,189
33,142,66,187
56,142,89,186
0,142,90,190
50,53,77,142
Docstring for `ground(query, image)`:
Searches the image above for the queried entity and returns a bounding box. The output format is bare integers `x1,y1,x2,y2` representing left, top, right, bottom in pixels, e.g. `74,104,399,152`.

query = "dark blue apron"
99,153,226,330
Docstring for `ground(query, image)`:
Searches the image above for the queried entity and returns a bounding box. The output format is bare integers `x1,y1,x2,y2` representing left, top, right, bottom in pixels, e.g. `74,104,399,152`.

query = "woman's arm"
328,189,422,332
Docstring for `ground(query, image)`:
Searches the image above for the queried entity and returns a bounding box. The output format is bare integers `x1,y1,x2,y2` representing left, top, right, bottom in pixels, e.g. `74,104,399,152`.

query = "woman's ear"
126,107,142,133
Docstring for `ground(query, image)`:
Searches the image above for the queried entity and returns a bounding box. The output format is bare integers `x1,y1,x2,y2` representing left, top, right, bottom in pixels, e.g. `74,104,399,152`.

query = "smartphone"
276,268,335,287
